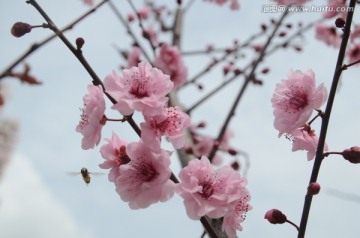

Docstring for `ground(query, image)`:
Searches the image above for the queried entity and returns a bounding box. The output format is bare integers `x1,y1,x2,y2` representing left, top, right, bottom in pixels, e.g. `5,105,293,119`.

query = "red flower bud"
342,147,360,164
11,22,32,38
307,182,321,195
265,209,287,224
76,37,85,49
335,17,345,28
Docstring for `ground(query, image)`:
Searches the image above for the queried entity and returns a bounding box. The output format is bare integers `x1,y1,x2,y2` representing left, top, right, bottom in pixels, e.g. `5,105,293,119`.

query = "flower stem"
286,219,300,231
297,1,357,237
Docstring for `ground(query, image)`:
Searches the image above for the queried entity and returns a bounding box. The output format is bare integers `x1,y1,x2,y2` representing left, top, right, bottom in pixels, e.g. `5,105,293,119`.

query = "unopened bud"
261,23,267,31
307,182,321,195
264,209,287,224
76,37,85,49
228,148,238,156
335,17,345,28
342,146,360,164
11,22,32,38
231,161,240,170
197,121,207,128
261,68,270,74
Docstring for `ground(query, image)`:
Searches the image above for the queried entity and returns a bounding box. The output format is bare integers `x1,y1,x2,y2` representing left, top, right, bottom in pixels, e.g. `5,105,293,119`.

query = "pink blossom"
115,141,175,209
176,156,248,219
203,0,240,10
104,61,173,116
99,132,130,182
154,43,188,89
222,194,251,238
291,127,328,161
193,134,223,165
351,24,360,42
76,85,106,150
322,0,347,19
271,69,327,137
82,0,94,6
346,43,360,64
272,0,309,5
315,23,341,48
137,6,150,20
127,46,141,68
143,25,158,46
140,106,191,152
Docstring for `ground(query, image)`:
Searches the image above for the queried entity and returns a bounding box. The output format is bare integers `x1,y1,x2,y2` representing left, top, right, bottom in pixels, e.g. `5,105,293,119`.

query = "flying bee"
67,167,104,185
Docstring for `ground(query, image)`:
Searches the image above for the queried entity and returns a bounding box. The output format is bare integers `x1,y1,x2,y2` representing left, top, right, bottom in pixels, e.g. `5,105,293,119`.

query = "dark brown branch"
297,1,357,237
0,0,109,79
207,10,289,162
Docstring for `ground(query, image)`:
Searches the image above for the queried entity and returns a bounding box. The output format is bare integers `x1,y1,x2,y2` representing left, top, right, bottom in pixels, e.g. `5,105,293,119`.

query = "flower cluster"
272,69,328,160
177,156,251,237
75,59,251,237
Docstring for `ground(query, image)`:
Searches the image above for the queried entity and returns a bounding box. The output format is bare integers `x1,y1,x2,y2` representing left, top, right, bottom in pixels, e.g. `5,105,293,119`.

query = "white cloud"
0,153,95,238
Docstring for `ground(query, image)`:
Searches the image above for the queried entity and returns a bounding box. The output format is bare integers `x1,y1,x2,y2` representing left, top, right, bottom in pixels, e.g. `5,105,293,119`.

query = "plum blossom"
143,25,158,46
271,69,327,137
115,141,175,209
82,0,94,6
140,106,191,153
176,156,248,220
76,85,106,150
315,23,341,48
99,132,130,182
222,194,251,238
104,61,173,116
154,43,188,89
137,6,150,20
127,46,141,68
290,126,328,161
203,0,240,10
346,43,360,64
322,0,347,19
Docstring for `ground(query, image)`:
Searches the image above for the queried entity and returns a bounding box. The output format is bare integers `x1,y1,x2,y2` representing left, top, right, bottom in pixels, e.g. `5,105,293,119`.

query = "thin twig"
0,0,109,79
297,1,357,237
207,10,289,161
107,0,152,62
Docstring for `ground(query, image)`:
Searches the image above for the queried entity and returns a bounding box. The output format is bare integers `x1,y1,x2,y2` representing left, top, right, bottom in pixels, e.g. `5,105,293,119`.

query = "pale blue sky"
1,1,360,238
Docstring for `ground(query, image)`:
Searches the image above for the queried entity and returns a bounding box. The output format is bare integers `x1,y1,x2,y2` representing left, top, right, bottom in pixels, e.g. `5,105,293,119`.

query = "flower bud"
231,161,240,170
264,209,287,224
307,182,321,195
335,17,345,28
342,147,360,164
11,22,32,38
76,37,85,49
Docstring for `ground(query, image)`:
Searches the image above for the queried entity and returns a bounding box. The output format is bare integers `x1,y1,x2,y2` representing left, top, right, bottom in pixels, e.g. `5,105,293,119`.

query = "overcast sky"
1,1,360,238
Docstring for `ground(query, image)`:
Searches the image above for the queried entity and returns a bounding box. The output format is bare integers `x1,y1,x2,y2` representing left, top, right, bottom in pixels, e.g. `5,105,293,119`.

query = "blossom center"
128,74,150,98
133,160,159,182
115,145,131,166
199,180,215,200
282,85,308,113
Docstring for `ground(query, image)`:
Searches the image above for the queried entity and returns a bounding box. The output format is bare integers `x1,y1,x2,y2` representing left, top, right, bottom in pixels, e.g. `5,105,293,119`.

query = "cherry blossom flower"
99,132,130,182
346,43,360,64
76,85,106,150
143,25,158,46
154,43,188,89
322,0,347,19
222,194,251,238
127,46,141,68
137,6,150,20
203,0,240,10
315,23,341,48
272,0,309,5
176,156,248,220
82,0,94,6
104,61,174,116
351,24,360,42
271,69,327,137
140,106,191,153
290,126,328,161
115,141,175,209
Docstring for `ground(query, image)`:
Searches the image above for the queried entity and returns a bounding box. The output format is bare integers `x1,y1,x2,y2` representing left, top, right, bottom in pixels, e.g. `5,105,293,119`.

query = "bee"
67,167,104,185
